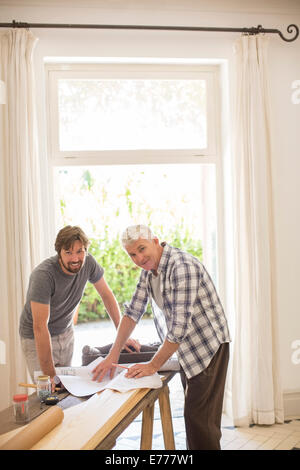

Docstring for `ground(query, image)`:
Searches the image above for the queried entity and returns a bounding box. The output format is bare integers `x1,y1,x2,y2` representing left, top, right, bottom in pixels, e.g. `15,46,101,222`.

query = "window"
46,63,219,165
58,79,207,151
46,61,224,299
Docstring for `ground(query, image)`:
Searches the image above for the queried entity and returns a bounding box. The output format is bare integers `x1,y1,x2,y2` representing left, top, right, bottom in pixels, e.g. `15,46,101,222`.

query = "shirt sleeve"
123,271,149,323
166,261,201,343
27,270,53,305
87,254,104,284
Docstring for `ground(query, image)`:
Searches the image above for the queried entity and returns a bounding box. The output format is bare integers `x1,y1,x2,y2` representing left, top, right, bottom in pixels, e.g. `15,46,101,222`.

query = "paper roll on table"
0,406,64,450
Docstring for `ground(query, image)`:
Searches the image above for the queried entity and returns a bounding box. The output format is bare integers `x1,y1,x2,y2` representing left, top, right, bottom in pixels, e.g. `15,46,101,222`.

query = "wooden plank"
0,388,157,450
29,390,136,449
94,387,159,450
140,403,155,450
158,385,175,450
81,388,150,450
1,371,177,450
94,371,176,450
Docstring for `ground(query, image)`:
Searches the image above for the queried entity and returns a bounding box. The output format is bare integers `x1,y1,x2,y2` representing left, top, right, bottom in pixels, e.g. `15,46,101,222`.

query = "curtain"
0,29,43,410
231,35,284,426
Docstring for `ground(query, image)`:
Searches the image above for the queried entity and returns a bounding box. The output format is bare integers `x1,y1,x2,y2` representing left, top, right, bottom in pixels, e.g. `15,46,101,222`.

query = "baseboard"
283,390,300,420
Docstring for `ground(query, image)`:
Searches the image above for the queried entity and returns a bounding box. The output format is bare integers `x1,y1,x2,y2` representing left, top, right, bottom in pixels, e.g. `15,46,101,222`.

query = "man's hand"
92,353,118,382
123,337,141,353
125,339,180,379
50,376,57,393
125,362,157,379
92,316,139,382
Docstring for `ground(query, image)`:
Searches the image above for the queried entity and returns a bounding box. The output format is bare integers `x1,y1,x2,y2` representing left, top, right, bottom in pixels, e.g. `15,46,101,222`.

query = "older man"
19,225,140,387
92,224,230,450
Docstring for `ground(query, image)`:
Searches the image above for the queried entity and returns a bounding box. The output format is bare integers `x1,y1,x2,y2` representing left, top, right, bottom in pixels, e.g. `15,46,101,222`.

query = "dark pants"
180,342,229,450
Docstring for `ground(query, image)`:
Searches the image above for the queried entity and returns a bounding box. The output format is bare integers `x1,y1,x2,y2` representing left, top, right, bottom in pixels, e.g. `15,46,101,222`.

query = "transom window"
46,63,219,165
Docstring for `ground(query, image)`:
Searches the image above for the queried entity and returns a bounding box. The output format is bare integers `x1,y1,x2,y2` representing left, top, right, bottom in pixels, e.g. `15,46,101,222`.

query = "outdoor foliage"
57,166,205,323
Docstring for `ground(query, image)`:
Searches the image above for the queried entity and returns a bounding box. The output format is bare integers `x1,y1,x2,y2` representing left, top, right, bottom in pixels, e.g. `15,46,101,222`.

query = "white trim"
283,390,300,420
51,151,217,166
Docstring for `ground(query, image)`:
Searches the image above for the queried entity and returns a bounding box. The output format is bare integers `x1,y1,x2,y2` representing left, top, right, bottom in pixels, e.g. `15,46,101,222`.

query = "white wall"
1,0,300,416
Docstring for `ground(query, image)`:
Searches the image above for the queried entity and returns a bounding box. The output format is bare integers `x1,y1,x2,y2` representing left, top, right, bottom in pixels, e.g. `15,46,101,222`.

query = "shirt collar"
151,242,171,276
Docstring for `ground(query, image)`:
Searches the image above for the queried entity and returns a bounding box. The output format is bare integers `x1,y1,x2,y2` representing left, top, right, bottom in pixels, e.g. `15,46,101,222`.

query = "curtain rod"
0,20,298,42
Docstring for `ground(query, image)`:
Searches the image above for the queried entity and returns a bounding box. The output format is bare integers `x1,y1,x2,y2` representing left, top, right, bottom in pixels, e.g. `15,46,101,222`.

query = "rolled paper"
0,405,64,450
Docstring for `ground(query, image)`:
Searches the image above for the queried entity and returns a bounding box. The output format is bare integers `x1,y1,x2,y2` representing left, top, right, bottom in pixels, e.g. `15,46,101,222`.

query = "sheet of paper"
47,357,163,397
33,355,179,384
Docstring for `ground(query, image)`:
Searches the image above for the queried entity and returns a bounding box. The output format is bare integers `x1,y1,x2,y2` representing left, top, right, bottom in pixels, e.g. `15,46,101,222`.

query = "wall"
0,0,300,416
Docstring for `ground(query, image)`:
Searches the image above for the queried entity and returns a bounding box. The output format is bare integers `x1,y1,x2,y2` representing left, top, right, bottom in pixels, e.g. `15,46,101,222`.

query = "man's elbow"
33,322,48,336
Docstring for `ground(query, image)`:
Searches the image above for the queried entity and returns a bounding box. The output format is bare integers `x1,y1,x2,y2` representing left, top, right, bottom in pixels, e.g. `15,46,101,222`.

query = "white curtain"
0,29,43,410
231,35,284,426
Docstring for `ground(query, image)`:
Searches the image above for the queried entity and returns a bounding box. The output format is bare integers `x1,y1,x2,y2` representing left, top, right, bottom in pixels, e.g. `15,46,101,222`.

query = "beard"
59,257,83,274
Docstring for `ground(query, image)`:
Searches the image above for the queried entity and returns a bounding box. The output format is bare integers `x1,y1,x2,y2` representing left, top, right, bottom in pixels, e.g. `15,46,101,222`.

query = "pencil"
18,382,61,391
111,363,130,370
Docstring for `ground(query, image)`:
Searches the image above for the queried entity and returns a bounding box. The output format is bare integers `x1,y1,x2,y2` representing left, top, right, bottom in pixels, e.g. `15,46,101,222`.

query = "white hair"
121,224,156,247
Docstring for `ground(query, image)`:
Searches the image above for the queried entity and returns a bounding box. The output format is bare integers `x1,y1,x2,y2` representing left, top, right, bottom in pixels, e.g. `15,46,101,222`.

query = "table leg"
158,385,175,450
140,402,155,450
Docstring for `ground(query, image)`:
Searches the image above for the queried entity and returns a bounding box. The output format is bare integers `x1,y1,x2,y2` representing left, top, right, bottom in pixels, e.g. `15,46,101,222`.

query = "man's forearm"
92,315,137,381
125,338,179,379
150,338,179,371
33,327,56,378
109,316,137,356
94,278,122,330
101,294,122,329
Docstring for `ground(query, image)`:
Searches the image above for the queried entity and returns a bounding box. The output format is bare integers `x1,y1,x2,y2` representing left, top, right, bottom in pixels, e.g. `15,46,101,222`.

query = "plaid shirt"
123,243,231,378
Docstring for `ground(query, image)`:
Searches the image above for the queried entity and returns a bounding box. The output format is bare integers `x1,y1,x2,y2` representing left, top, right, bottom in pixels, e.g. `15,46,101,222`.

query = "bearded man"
19,225,140,387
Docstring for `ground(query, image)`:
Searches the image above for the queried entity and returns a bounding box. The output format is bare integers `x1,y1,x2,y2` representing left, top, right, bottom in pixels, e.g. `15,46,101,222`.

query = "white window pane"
58,80,207,151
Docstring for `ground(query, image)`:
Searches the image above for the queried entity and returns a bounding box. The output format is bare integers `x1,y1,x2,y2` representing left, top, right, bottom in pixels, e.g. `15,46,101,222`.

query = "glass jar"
13,394,29,424
36,375,51,402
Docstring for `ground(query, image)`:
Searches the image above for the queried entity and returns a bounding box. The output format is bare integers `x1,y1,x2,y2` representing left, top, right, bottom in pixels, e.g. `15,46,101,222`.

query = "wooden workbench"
0,371,177,450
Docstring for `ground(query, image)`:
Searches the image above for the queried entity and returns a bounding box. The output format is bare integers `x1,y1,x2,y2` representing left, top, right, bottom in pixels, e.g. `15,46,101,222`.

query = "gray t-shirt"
19,253,103,338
